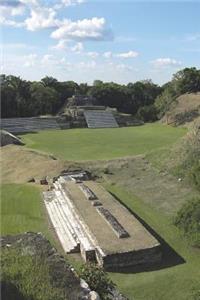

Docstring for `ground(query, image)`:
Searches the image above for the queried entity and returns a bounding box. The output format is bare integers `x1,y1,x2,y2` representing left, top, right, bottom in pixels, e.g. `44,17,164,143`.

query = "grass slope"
106,184,200,300
20,124,186,161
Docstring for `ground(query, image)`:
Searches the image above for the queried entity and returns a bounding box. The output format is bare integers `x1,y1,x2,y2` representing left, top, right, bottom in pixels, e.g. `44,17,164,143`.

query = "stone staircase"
1,117,60,134
84,110,119,128
43,177,96,255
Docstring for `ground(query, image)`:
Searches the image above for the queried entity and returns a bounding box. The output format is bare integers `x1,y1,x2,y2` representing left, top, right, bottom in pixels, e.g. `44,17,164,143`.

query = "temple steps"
1,117,60,134
84,110,119,128
44,178,96,254
44,191,78,253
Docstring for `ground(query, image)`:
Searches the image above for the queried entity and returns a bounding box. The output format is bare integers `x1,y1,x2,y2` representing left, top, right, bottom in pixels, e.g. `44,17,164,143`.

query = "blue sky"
1,0,200,85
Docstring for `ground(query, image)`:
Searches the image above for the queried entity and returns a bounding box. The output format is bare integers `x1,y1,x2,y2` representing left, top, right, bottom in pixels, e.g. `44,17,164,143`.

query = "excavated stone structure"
43,172,161,269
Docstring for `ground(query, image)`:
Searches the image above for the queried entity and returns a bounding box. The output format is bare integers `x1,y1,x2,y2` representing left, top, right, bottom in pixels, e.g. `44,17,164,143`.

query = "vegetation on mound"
155,67,200,121
174,197,200,247
173,120,200,190
1,248,66,300
79,263,115,300
20,124,186,161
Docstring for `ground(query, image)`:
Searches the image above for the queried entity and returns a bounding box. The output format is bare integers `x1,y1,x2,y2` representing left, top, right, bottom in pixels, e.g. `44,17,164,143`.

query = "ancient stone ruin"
43,172,161,270
0,130,24,146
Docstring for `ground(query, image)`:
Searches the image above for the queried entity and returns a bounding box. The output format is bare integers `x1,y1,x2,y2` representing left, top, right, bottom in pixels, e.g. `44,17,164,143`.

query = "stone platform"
43,173,161,269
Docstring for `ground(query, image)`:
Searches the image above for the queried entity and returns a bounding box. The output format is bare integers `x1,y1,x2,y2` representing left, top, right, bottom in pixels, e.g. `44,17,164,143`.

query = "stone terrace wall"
97,245,162,270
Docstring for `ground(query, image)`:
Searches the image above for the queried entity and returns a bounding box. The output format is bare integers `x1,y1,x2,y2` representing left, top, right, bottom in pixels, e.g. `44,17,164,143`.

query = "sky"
1,0,200,85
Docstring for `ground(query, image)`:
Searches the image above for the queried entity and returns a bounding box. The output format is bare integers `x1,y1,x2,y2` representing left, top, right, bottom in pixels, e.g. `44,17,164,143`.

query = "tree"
126,80,162,114
1,75,31,117
29,82,59,115
154,67,200,118
78,83,90,95
137,105,158,122
41,76,58,89
173,67,200,94
90,82,129,110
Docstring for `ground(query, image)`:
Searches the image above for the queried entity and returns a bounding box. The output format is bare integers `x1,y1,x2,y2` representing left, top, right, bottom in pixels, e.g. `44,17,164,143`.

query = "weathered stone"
40,177,48,185
0,130,24,146
96,207,129,238
89,291,101,300
91,200,102,207
80,278,89,290
79,183,97,200
27,177,35,183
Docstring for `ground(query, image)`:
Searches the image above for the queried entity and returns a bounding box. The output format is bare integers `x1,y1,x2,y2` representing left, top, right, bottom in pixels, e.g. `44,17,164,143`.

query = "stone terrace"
44,175,161,269
65,180,159,254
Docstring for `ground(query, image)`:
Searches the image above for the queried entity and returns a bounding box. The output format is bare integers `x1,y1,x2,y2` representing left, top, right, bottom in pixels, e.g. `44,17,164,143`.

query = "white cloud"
20,0,39,5
41,54,54,64
24,7,59,31
116,50,139,58
23,53,38,67
52,39,69,50
151,58,182,68
0,1,25,17
79,60,97,69
103,51,112,59
62,0,84,6
71,42,84,53
51,17,113,41
87,51,99,58
0,17,24,27
115,63,133,72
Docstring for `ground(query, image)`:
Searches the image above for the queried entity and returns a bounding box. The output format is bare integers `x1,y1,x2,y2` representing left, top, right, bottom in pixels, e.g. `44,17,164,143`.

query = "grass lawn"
20,124,187,161
105,184,200,300
0,183,59,248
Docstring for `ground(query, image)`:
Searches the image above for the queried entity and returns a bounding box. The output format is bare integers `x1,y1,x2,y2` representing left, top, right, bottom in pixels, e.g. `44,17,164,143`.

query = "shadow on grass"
1,281,34,300
108,191,186,274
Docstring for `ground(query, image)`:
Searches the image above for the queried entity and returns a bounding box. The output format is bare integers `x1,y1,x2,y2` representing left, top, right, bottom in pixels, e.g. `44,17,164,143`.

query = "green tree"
173,67,200,94
137,104,158,122
30,82,59,115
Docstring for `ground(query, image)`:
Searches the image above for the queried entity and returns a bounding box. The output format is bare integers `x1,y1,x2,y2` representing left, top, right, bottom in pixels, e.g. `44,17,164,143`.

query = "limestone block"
89,291,101,300
96,207,129,238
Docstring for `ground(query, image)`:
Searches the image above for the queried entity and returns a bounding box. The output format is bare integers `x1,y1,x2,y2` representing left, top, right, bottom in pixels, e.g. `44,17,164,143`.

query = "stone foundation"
43,174,162,270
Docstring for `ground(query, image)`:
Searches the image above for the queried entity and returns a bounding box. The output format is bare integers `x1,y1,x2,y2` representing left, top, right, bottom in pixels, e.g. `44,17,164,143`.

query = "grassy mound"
162,93,200,125
20,124,186,161
174,197,200,247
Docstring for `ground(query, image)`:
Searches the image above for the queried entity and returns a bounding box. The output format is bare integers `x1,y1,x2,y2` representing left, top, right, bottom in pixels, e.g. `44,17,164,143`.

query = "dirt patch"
0,145,81,184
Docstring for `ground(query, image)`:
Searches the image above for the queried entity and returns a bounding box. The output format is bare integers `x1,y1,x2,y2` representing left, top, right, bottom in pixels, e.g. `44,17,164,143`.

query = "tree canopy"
1,67,200,119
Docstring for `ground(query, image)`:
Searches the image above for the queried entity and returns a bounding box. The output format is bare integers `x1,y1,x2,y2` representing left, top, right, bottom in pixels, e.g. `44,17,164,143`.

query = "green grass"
105,184,200,300
20,124,187,161
1,248,67,300
0,184,53,239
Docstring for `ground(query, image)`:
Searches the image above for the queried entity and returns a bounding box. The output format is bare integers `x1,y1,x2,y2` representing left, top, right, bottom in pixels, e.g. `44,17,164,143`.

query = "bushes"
173,119,200,190
79,263,115,300
137,105,158,122
174,197,200,247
